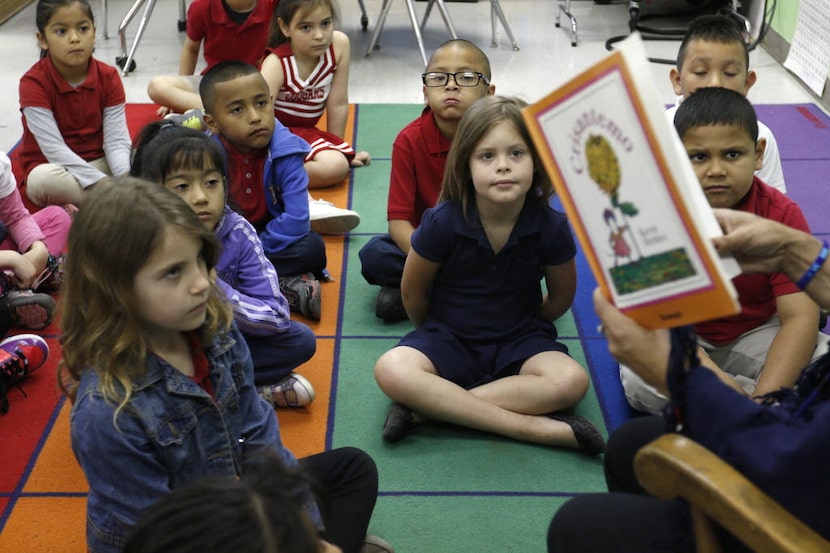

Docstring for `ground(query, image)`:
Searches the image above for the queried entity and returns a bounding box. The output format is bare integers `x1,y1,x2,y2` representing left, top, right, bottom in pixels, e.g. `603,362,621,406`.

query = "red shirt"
694,178,810,344
221,137,269,225
388,107,451,228
187,0,275,73
186,332,215,399
18,56,126,178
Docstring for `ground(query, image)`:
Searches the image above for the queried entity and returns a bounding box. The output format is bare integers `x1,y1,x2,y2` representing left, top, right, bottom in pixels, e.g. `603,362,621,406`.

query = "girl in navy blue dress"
373,96,605,455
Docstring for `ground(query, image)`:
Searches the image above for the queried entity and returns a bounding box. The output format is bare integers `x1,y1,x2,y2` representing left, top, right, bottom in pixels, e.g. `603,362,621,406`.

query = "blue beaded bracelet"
796,239,829,290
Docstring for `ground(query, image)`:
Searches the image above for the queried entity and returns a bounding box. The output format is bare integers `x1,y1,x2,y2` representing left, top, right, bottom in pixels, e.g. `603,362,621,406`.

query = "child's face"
278,5,334,59
163,159,225,231
682,122,764,209
37,2,95,74
204,73,275,153
423,44,495,126
670,39,756,98
469,121,534,208
133,229,211,348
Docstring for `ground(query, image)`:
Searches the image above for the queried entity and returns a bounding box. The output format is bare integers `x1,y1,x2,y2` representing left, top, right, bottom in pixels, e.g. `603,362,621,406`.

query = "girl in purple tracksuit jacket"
132,122,317,408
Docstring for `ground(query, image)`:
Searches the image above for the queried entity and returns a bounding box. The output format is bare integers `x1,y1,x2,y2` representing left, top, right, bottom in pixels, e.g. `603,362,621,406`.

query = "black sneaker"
375,286,407,322
279,274,321,320
4,290,56,330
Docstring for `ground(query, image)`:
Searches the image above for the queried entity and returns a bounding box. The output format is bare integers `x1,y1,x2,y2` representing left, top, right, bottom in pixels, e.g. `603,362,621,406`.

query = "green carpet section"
330,104,609,552
367,495,573,553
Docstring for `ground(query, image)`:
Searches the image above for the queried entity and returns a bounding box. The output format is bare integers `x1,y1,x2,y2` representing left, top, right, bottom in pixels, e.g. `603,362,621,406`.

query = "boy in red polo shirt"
620,87,830,414
358,39,495,322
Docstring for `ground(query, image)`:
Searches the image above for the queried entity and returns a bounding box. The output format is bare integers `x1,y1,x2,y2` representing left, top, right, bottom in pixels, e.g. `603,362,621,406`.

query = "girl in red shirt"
18,0,131,209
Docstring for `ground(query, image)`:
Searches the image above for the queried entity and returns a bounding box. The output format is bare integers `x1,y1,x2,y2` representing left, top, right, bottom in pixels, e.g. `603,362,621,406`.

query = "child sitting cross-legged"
373,96,604,455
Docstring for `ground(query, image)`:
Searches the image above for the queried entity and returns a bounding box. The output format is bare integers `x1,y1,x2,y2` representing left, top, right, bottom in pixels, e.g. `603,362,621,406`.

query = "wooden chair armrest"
634,433,830,553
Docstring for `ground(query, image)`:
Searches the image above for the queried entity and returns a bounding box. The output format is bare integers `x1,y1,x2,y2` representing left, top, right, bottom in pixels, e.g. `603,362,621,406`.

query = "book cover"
523,33,740,329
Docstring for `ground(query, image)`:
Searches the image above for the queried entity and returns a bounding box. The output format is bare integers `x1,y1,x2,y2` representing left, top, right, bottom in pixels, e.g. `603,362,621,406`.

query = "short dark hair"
427,39,492,78
676,14,749,71
199,60,261,115
673,87,758,143
131,122,228,185
123,453,322,553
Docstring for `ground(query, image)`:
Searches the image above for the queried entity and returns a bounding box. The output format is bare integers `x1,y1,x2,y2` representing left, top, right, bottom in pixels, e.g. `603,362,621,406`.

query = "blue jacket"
214,206,291,336
212,119,310,255
70,325,321,553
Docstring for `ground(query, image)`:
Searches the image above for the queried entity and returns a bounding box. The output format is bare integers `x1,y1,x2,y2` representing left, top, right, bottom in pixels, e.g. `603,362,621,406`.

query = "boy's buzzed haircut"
673,87,758,142
199,60,261,114
427,39,492,79
676,14,749,70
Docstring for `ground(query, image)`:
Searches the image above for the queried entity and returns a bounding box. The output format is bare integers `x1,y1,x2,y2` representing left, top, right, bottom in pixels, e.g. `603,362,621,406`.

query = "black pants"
547,416,696,553
548,416,750,552
300,447,378,553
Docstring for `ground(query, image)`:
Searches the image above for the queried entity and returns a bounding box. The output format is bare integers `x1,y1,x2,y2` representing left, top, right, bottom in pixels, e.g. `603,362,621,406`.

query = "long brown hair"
58,178,232,417
439,96,553,220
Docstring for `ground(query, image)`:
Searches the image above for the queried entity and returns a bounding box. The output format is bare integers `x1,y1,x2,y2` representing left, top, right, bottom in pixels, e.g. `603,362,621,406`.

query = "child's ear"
755,137,767,171
277,17,290,38
203,113,220,135
669,67,683,96
743,69,757,94
36,31,48,52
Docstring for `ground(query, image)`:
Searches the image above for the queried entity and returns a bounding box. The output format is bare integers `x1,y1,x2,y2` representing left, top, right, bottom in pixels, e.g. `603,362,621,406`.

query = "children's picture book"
523,33,741,329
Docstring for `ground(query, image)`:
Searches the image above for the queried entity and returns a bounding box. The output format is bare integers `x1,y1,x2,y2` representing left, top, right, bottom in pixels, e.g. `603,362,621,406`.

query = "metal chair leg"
116,0,159,76
368,0,457,66
490,0,518,50
555,0,577,47
424,0,458,39
403,0,430,66
101,0,109,39
356,0,369,30
366,0,394,58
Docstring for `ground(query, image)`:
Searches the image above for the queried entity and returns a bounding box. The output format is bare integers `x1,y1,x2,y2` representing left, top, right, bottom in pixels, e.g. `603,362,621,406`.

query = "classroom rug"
1,102,829,553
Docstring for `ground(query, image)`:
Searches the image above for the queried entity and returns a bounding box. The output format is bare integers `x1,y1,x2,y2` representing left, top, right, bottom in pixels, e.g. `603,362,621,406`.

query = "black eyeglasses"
421,71,490,87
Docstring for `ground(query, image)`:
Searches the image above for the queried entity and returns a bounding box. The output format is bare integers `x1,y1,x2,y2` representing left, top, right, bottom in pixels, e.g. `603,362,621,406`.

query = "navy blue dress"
399,199,577,388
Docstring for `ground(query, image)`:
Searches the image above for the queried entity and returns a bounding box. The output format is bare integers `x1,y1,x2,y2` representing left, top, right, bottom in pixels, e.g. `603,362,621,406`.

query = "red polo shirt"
388,107,451,228
187,0,275,73
694,178,810,344
221,136,269,225
18,56,126,178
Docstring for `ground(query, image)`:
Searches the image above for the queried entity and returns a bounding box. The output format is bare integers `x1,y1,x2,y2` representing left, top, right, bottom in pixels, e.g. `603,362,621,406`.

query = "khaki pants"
620,316,830,414
26,157,111,207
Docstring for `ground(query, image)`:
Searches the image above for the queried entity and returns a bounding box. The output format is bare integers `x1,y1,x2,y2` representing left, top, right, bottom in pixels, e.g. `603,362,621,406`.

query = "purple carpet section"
574,103,830,430
759,104,830,236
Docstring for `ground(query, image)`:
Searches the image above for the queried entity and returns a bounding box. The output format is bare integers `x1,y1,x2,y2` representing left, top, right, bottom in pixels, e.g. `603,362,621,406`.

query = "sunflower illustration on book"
585,134,696,294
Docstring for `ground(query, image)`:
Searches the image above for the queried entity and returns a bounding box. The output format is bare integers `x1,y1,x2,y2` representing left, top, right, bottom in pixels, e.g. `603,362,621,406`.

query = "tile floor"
0,0,822,151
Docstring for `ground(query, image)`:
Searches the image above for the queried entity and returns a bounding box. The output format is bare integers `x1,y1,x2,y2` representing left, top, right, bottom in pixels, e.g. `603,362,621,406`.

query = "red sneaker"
0,333,49,414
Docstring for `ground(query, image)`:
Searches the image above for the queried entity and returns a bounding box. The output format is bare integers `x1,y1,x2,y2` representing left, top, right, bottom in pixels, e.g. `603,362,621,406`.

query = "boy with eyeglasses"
359,39,495,322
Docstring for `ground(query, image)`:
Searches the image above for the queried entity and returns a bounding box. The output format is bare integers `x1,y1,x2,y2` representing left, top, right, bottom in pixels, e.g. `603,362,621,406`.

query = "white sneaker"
258,373,315,408
308,198,360,234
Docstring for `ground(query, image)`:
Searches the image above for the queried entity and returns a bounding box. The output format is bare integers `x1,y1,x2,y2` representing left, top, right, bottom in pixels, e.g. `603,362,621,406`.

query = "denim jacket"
70,324,321,553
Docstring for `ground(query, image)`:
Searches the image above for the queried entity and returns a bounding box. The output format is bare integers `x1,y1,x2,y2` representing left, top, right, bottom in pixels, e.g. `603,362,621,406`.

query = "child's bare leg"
147,76,203,115
374,347,588,449
470,351,589,414
306,150,351,188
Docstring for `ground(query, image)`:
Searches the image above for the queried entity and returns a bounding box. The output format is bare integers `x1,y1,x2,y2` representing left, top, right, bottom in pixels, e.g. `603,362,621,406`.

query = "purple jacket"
214,207,291,336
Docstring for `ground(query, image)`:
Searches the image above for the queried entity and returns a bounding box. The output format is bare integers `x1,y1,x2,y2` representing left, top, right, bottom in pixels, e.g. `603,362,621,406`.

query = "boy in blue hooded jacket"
201,60,325,320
